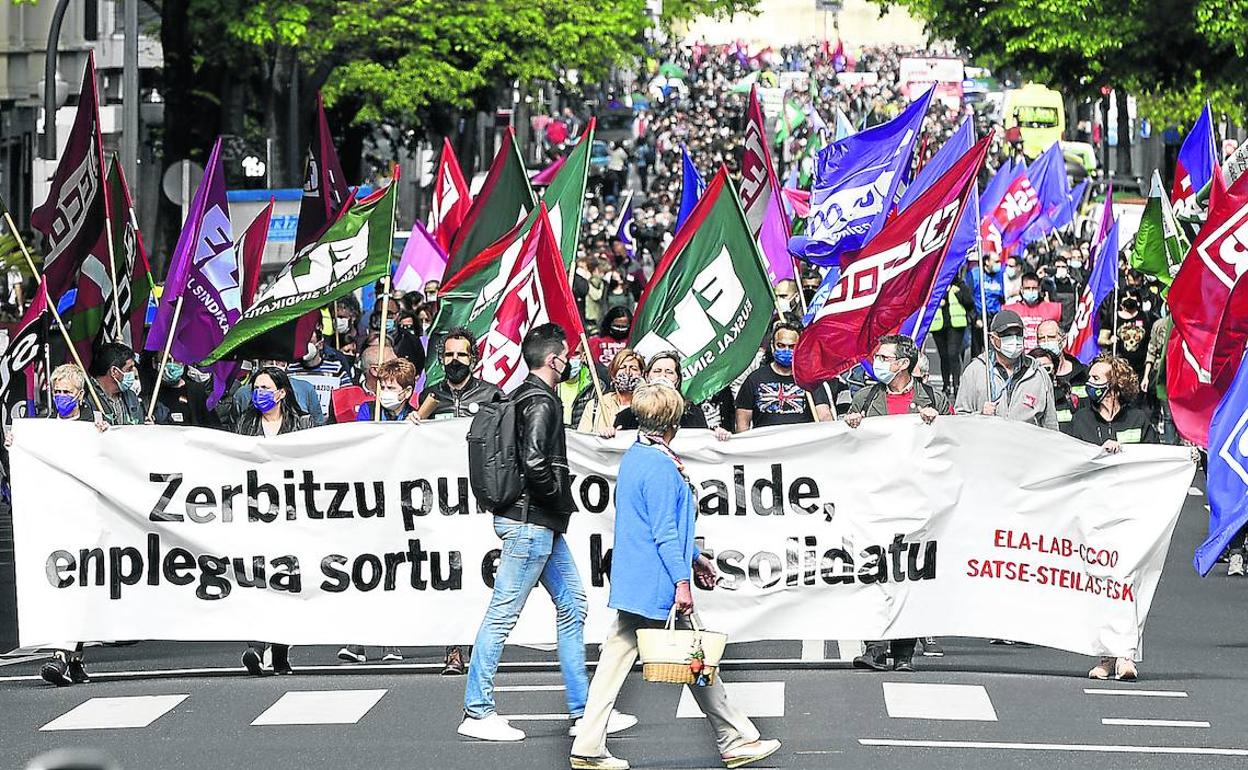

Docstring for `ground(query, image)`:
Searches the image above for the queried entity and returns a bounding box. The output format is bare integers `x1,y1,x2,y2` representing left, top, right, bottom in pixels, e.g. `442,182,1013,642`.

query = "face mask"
773,348,795,368
997,336,1024,360
1040,341,1062,356
379,391,404,410
115,368,138,394
1069,259,1083,270
334,318,351,335
613,371,641,393
162,363,185,383
1022,289,1040,304
302,342,320,363
53,393,78,418
1006,267,1019,279
567,358,583,379
444,360,471,385
607,325,630,340
1055,268,1069,280
251,388,278,413
985,263,1000,275
556,356,573,384
425,292,438,303
1085,382,1108,404
872,360,898,385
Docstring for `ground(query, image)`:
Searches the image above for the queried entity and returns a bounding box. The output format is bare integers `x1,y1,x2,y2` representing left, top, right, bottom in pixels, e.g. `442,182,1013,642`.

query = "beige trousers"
570,610,759,758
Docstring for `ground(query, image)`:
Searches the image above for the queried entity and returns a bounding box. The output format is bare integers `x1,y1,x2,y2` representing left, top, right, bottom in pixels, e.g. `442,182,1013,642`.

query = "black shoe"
67,659,90,684
442,646,466,676
241,648,264,676
853,653,890,672
921,637,945,657
40,659,73,687
894,658,915,672
270,645,294,675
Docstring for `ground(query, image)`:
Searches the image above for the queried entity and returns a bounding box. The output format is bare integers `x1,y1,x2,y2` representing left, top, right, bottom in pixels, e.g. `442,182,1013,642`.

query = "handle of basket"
665,605,705,632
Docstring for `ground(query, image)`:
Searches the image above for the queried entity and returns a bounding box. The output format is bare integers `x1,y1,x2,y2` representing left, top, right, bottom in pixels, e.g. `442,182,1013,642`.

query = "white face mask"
302,342,320,363
379,390,405,410
334,318,350,335
998,336,1025,360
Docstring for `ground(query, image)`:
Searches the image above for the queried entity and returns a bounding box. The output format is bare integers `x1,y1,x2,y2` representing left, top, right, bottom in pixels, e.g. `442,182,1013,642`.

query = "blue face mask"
163,363,186,383
773,348,794,368
251,388,278,413
1022,289,1040,304
53,393,78,418
385,320,396,334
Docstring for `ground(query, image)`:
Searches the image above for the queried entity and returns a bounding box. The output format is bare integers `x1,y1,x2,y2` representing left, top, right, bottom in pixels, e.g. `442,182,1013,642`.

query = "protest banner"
11,417,1193,658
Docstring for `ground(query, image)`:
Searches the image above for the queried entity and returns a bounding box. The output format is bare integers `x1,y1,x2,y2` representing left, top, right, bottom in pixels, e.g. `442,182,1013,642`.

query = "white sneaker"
458,713,525,742
569,710,638,737
1229,553,1245,576
337,647,366,663
722,738,782,769
381,647,403,662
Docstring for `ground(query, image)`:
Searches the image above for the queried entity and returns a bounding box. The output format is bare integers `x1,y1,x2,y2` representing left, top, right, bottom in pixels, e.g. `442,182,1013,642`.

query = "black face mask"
607,326,630,340
444,360,471,385
555,356,572,383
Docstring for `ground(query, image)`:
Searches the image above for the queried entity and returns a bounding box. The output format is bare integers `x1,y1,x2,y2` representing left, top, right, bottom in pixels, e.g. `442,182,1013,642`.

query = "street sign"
815,0,842,10
161,160,204,206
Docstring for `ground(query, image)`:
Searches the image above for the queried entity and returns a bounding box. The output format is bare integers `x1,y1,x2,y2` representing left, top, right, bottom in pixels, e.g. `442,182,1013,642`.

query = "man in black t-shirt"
734,323,832,431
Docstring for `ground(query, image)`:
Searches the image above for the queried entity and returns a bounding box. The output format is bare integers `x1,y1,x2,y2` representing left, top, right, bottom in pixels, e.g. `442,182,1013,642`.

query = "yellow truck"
1003,83,1097,178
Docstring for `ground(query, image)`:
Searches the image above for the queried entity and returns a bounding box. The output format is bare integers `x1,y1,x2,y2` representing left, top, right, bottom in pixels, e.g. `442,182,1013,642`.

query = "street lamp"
42,0,73,160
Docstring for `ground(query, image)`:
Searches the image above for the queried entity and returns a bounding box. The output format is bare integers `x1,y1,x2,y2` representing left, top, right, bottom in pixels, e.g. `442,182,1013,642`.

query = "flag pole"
975,232,992,398
374,274,392,423
2,211,106,414
146,296,184,421
580,332,606,406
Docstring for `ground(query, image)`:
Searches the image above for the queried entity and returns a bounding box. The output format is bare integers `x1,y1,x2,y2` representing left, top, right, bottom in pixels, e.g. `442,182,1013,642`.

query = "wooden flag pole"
373,274,392,423
975,233,993,400
579,332,606,405
146,295,184,422
2,211,106,414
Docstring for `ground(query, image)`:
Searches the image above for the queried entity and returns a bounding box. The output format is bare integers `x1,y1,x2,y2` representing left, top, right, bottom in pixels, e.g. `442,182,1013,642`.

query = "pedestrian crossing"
40,695,188,731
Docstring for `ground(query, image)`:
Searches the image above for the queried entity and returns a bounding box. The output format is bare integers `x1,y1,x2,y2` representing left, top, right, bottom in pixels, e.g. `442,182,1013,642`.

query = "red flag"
795,136,990,388
238,201,274,310
1166,322,1241,447
1167,172,1248,385
295,93,349,253
429,137,472,250
29,52,109,303
1,280,50,428
980,171,1039,258
475,203,584,392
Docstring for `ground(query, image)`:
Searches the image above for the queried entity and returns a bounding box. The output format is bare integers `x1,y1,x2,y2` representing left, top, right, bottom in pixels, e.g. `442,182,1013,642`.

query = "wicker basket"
637,608,727,686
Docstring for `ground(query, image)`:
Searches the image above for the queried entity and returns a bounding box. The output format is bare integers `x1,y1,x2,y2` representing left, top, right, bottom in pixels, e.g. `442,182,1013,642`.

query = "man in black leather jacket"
458,323,605,743
417,327,503,421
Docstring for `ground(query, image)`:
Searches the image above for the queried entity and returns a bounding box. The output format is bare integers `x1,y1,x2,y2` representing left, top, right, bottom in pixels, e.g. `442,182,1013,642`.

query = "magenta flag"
530,155,566,187
146,137,240,408
394,220,448,293
742,86,794,284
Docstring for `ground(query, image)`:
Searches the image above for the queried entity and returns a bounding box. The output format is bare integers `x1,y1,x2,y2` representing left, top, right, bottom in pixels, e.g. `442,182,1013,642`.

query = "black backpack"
466,391,537,513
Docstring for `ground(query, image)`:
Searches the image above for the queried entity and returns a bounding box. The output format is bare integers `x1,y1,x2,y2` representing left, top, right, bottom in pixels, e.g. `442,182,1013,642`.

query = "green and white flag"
203,182,396,363
426,123,594,385
630,167,776,404
1130,170,1190,290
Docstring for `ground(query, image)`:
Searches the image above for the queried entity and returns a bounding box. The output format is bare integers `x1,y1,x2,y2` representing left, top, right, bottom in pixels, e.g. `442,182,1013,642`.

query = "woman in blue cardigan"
569,382,781,770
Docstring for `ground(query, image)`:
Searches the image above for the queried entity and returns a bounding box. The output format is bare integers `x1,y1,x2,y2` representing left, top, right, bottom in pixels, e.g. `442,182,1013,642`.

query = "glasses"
873,354,898,364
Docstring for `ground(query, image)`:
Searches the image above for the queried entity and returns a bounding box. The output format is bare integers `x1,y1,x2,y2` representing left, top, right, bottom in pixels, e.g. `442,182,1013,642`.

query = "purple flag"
146,138,240,408
1066,210,1119,364
760,181,796,283
1172,103,1217,205
742,87,794,284
1018,142,1072,248
530,155,566,187
393,220,448,293
979,158,1015,219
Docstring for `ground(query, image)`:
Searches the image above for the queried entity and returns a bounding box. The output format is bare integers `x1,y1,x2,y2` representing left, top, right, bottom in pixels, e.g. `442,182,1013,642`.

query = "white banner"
11,417,1194,658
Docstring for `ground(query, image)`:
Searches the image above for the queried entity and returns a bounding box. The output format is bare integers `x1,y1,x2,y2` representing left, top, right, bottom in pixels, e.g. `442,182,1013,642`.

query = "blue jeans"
464,516,588,719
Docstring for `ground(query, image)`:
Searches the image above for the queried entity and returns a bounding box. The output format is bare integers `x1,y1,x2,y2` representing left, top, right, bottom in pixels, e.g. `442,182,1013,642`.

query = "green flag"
773,100,806,147
1130,170,1190,290
797,130,826,189
426,124,594,386
203,182,396,364
630,168,776,404
443,127,535,281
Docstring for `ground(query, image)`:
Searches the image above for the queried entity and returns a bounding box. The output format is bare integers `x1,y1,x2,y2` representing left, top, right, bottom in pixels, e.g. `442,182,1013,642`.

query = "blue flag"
1173,103,1217,204
979,158,1015,219
898,119,977,346
1066,217,1119,363
802,265,840,326
1019,143,1072,248
675,146,706,231
1195,352,1248,576
1067,178,1090,216
789,87,933,267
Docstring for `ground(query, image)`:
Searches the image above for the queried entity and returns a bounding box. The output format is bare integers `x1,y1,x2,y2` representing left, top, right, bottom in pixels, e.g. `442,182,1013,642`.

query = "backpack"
466,391,537,513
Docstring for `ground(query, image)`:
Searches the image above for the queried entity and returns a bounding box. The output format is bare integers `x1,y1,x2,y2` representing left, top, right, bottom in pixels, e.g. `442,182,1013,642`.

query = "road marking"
883,683,997,721
800,640,824,661
678,682,784,718
497,685,566,692
0,655,44,668
1084,688,1188,698
1102,718,1210,728
41,695,187,731
833,640,864,662
499,713,572,721
251,689,387,726
1188,487,1203,496
859,738,1248,757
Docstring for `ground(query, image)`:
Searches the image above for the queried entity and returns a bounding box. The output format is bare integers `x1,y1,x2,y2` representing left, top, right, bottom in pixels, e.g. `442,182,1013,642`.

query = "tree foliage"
874,0,1248,124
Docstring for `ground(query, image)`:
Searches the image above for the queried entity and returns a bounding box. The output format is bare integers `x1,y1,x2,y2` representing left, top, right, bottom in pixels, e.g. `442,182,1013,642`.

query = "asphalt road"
0,472,1243,770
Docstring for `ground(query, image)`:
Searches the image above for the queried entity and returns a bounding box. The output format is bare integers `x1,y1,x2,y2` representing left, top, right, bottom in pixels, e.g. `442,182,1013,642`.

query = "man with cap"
954,309,1058,429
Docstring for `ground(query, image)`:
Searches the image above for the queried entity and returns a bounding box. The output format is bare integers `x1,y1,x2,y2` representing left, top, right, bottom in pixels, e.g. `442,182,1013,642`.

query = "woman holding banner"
237,366,311,675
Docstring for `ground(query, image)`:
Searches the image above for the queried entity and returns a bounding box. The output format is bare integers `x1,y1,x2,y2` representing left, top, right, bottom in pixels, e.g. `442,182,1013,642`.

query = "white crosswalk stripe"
251,689,388,726
41,695,188,731
883,683,997,722
677,681,785,718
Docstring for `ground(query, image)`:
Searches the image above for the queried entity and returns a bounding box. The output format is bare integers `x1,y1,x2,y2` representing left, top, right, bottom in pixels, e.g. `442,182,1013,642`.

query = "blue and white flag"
675,146,706,231
979,158,1016,219
789,87,932,267
1067,178,1090,220
1172,103,1217,206
802,265,839,326
834,108,856,141
1065,214,1119,364
1018,143,1072,248
1195,349,1248,576
615,190,635,261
